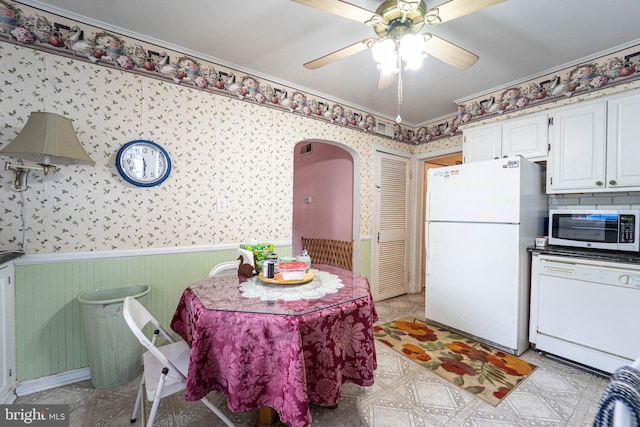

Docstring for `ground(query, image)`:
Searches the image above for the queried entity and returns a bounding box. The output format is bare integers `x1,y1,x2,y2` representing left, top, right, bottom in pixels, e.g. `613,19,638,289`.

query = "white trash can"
77,285,150,388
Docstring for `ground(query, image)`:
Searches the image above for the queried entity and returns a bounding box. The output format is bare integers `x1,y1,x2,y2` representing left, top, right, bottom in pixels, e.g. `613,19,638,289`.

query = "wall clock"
116,140,172,187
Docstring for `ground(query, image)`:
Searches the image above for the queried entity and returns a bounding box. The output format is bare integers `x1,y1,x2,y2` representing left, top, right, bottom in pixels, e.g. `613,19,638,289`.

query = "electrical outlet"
216,197,226,213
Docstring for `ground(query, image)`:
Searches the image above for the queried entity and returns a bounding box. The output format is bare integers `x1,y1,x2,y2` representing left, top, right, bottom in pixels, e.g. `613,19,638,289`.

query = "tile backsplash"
548,192,640,210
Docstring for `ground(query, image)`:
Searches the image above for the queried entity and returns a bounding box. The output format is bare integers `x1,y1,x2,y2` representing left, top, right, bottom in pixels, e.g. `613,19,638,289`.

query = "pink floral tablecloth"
170,265,378,427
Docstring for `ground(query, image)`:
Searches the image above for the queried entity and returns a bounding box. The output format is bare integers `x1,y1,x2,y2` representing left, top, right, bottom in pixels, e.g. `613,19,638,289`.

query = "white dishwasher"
529,254,640,374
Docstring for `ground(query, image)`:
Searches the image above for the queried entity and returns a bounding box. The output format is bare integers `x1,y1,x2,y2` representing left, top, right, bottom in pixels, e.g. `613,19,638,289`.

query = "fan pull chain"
396,62,403,123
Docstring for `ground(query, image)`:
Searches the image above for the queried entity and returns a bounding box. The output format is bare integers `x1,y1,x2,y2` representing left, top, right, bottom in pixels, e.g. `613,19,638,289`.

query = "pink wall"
292,141,354,256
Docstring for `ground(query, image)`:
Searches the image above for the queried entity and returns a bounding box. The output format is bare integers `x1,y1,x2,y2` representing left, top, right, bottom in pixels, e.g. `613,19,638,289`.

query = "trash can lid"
77,284,150,305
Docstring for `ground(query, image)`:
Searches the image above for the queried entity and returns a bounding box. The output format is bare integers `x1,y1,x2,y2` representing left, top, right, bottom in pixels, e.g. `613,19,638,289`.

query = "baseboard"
15,368,91,397
0,381,18,404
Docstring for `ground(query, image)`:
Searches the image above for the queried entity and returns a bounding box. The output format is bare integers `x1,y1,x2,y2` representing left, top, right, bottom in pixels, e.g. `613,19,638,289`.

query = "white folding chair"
122,296,235,427
208,259,241,277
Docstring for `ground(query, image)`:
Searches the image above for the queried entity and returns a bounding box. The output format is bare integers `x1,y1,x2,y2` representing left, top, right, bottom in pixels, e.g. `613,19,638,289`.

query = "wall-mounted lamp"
0,112,95,191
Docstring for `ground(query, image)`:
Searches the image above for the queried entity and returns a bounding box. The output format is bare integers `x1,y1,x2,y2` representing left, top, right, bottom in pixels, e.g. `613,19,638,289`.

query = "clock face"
116,140,171,187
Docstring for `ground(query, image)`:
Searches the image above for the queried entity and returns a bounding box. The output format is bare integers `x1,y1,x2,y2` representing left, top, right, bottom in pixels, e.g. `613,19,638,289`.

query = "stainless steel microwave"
548,209,640,252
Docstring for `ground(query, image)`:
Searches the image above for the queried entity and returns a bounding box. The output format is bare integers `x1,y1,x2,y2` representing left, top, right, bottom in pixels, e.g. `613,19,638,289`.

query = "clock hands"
117,140,171,187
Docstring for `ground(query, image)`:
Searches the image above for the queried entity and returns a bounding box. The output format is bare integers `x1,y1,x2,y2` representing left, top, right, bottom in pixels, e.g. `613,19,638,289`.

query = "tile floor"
14,291,610,426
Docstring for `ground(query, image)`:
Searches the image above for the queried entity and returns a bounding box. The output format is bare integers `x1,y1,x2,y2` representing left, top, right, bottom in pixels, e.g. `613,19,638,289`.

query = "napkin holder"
237,248,258,277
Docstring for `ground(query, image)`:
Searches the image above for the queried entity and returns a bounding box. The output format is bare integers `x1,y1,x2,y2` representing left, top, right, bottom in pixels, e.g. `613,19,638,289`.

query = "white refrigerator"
425,157,546,355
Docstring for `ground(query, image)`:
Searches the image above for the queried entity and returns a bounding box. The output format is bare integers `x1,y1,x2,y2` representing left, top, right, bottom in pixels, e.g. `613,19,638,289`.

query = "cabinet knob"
595,181,604,186
609,180,617,186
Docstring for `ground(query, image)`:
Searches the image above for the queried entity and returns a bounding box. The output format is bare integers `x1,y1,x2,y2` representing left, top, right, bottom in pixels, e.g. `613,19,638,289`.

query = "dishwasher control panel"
540,258,640,288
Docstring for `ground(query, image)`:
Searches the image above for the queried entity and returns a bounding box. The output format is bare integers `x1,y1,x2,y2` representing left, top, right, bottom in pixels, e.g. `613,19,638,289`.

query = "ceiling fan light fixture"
398,33,425,69
403,55,424,71
294,0,496,94
378,60,398,75
371,38,396,64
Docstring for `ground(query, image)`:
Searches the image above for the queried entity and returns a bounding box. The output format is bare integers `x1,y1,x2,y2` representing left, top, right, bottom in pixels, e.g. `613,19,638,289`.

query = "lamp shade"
0,112,94,165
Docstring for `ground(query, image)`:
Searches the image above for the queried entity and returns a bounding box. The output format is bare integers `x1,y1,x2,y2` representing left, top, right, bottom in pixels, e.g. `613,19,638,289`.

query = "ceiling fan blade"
377,71,396,90
304,38,376,69
423,34,479,70
426,0,506,25
291,0,381,24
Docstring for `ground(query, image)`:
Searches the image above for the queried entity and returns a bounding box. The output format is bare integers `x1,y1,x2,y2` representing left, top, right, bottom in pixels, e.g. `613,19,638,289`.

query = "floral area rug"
374,317,537,406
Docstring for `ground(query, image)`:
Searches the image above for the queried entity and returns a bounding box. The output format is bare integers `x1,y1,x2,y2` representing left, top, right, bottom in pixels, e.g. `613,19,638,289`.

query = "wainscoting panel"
9,241,392,386
14,247,294,383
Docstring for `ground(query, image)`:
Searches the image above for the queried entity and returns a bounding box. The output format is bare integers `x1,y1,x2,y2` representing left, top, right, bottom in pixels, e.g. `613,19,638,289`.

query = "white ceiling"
21,0,640,126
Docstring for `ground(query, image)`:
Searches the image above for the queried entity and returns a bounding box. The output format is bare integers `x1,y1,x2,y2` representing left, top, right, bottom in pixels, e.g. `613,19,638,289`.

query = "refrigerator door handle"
426,180,432,221
425,221,431,272
425,180,432,275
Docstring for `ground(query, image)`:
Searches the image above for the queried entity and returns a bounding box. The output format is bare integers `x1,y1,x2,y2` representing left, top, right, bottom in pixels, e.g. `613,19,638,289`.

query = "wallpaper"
0,43,422,254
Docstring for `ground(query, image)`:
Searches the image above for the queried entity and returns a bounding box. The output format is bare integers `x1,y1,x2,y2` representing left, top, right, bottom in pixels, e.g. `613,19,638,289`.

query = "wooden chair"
301,237,354,271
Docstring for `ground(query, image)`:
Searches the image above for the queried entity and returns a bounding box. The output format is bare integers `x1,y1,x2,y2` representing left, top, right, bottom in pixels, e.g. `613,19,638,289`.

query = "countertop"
528,245,640,265
0,250,23,265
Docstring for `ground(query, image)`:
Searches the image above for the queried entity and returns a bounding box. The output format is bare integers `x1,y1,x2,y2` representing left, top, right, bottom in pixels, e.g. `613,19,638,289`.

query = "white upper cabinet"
501,113,549,159
463,113,549,163
547,88,640,193
606,90,640,189
463,124,501,163
547,99,607,192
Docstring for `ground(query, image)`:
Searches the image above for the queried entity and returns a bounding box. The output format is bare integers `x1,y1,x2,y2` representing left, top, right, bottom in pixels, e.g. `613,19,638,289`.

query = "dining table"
170,264,378,427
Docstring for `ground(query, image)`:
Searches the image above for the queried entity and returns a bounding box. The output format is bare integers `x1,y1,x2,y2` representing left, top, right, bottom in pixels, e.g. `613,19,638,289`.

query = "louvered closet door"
373,151,410,301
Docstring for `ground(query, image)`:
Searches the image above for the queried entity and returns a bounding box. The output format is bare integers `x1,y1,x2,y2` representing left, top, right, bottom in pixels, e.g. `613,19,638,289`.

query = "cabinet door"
0,262,16,402
606,89,640,190
548,100,607,193
462,124,501,163
501,113,548,159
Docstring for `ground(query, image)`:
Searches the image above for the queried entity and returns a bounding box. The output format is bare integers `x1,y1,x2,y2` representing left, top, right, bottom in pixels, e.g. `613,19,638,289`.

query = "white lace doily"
240,269,343,301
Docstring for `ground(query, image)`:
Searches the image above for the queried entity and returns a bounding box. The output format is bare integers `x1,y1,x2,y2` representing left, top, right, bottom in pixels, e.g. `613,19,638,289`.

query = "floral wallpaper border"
0,2,387,133
1,0,640,146
455,48,640,127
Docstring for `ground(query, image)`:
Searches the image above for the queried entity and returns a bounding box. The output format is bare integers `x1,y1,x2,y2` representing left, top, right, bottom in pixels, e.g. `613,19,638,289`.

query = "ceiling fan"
292,0,506,90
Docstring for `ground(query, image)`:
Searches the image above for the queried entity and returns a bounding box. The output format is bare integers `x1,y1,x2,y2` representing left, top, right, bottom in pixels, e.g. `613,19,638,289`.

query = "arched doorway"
292,140,360,272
